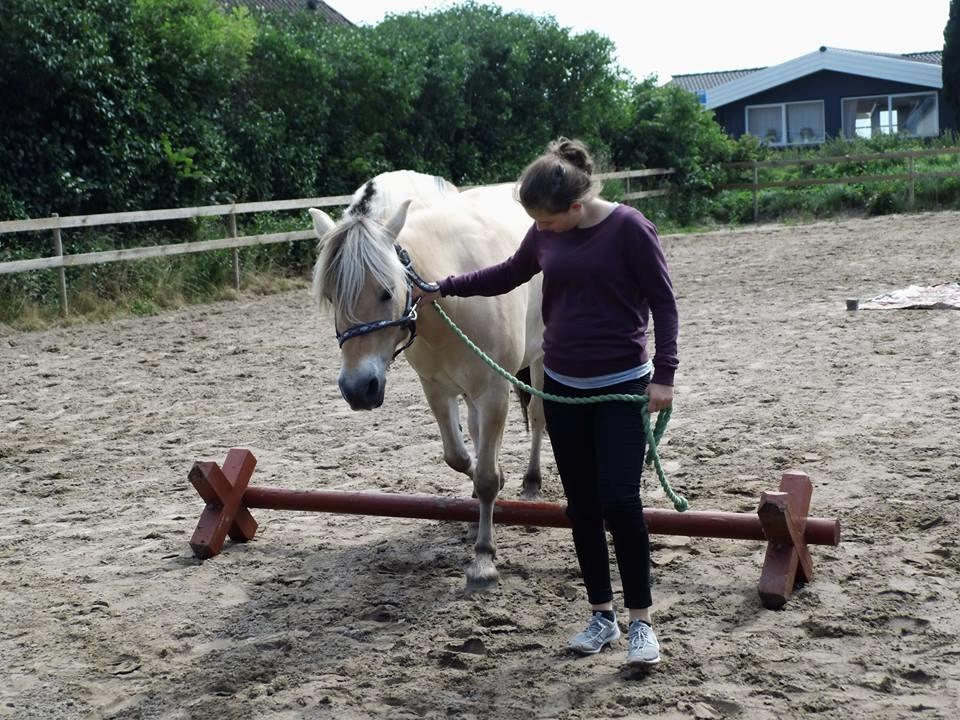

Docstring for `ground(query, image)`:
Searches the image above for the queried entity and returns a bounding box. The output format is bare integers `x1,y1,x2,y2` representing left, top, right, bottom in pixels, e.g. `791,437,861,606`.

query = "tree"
945,0,960,132
369,3,630,185
0,0,257,217
609,80,732,223
0,0,151,216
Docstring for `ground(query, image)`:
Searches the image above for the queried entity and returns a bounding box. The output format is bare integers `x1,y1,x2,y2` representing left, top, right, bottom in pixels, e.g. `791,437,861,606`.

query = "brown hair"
516,137,603,214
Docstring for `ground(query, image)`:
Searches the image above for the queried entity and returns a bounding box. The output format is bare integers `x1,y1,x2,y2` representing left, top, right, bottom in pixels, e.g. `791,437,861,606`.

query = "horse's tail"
513,366,531,432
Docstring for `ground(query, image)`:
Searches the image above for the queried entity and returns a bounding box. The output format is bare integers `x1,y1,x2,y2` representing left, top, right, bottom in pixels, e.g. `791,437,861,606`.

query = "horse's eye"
380,289,393,303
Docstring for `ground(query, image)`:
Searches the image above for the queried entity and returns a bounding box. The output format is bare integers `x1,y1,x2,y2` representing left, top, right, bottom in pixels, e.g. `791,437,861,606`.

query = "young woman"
413,138,679,666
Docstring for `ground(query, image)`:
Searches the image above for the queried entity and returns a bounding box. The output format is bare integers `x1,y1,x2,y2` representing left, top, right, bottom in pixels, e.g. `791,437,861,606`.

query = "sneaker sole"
626,654,661,666
569,630,622,655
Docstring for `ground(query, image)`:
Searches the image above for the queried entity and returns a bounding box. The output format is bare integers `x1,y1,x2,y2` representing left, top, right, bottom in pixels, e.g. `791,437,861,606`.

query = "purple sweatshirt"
438,204,679,386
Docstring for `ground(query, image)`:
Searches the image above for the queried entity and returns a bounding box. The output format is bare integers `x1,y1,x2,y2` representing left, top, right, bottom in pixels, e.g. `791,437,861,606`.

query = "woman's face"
525,203,583,233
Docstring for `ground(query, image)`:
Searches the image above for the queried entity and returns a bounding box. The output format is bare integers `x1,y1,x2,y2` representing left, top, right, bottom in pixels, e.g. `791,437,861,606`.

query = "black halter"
334,244,440,360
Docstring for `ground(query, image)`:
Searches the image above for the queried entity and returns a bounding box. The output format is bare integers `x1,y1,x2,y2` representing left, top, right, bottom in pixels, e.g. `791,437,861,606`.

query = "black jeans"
543,372,653,609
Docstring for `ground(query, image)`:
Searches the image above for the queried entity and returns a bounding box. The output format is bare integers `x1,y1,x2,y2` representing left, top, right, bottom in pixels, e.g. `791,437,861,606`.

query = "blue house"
671,47,953,146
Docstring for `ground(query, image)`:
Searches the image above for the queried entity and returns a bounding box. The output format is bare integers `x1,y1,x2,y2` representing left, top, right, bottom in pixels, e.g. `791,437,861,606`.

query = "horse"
308,170,546,591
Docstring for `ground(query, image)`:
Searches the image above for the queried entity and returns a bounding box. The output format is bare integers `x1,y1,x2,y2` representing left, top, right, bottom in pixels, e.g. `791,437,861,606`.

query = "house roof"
220,0,352,24
672,48,943,109
670,68,767,93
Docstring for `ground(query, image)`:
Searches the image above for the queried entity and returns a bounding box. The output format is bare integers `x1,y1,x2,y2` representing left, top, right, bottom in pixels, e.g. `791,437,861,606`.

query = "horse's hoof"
519,487,542,501
465,558,499,593
521,473,541,501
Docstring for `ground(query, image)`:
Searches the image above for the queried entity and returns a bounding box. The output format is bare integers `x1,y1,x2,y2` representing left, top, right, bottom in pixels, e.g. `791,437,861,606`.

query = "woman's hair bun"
547,137,594,175
516,136,601,213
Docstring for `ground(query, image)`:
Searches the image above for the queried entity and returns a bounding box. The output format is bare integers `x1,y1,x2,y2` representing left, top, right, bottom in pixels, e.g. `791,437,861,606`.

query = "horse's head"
309,200,413,410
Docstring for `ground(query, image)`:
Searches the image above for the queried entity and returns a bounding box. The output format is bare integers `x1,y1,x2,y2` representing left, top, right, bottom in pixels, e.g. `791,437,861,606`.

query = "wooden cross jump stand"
757,471,819,609
189,448,258,559
189,449,840,609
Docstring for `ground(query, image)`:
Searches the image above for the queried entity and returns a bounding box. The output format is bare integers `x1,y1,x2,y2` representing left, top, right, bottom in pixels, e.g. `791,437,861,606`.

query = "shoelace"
583,615,609,640
629,622,651,650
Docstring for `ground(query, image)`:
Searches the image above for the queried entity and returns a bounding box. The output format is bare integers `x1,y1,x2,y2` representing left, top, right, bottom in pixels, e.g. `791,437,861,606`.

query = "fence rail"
0,230,317,275
0,196,353,235
0,168,674,315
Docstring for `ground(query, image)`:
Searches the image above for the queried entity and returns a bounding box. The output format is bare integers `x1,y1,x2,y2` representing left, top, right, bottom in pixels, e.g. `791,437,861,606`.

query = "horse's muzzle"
338,373,385,410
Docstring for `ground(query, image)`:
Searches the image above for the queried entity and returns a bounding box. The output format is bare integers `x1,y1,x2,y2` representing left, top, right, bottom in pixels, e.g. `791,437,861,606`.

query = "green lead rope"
428,301,689,512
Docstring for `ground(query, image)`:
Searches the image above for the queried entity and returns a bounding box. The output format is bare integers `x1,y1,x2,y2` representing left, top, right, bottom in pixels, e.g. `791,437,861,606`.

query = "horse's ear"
308,208,335,238
384,199,413,239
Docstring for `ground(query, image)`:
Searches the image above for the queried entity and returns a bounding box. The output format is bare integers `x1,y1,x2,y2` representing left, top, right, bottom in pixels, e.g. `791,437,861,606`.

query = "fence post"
753,161,759,222
228,212,240,291
908,155,916,211
51,213,68,317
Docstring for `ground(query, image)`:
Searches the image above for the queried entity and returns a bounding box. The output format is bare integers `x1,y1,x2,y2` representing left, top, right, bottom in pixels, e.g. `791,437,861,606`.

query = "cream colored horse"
309,171,545,591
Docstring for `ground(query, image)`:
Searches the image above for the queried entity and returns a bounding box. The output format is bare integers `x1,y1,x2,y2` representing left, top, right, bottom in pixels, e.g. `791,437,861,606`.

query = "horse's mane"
347,171,456,222
312,171,455,325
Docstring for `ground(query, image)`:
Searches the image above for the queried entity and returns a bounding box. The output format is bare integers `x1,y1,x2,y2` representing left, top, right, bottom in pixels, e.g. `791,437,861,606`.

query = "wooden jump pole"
188,448,841,609
242,487,840,544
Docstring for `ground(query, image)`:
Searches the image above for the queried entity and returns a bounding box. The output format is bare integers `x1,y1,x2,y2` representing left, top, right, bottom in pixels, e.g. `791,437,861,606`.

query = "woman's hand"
647,383,673,413
412,285,442,303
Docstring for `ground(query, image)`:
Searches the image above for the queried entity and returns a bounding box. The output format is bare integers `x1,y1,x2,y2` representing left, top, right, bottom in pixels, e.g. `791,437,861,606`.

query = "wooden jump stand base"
188,448,841,609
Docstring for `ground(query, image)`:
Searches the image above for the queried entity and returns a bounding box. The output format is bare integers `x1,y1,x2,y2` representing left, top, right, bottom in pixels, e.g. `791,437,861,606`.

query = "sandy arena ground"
1,211,959,720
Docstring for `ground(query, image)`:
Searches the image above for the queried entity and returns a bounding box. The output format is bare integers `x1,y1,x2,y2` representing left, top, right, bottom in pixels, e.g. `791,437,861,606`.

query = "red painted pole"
243,487,841,546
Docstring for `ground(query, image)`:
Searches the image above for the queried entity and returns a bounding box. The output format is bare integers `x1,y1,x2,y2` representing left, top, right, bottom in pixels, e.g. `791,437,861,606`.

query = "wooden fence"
719,146,960,220
0,168,674,316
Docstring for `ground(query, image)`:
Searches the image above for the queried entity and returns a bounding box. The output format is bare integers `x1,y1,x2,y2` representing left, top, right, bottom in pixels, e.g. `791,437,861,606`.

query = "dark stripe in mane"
349,180,377,217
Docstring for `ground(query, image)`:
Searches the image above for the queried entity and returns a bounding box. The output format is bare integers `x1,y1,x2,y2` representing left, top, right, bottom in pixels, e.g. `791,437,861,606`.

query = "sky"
335,0,950,83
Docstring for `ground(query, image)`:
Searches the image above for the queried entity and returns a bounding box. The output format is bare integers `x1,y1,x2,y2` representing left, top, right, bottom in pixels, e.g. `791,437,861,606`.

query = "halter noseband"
334,244,440,360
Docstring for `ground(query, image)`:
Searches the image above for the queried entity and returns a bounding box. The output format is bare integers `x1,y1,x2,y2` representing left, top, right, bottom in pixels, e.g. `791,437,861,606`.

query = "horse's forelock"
313,216,405,326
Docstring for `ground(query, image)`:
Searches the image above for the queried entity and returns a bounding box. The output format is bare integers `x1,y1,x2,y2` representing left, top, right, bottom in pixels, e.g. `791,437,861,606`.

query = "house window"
746,105,784,144
746,101,825,145
841,92,939,139
786,101,825,144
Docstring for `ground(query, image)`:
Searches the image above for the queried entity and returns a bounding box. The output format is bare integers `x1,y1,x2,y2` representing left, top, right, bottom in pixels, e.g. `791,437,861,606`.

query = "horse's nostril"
366,377,380,401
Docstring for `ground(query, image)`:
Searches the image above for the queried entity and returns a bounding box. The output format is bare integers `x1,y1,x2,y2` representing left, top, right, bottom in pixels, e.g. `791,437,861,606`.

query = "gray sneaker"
568,612,621,655
626,620,661,665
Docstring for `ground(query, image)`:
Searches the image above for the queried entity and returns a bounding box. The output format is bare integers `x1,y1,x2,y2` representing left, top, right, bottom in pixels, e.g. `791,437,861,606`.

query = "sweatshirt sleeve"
627,215,679,386
438,226,541,298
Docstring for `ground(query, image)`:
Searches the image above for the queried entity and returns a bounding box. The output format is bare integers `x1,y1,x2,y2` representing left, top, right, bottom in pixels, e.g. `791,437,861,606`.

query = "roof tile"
220,0,351,24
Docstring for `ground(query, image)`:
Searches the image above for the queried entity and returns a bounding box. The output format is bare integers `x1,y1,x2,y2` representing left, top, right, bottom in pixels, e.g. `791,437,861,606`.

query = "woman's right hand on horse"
412,285,442,304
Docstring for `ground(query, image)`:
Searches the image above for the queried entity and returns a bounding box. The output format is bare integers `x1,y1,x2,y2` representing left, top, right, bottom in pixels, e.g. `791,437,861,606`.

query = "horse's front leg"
465,384,509,593
466,399,504,492
420,379,473,478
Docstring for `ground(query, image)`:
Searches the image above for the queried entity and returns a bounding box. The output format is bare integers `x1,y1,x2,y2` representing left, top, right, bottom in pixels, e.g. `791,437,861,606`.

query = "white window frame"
745,100,825,146
840,91,940,139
